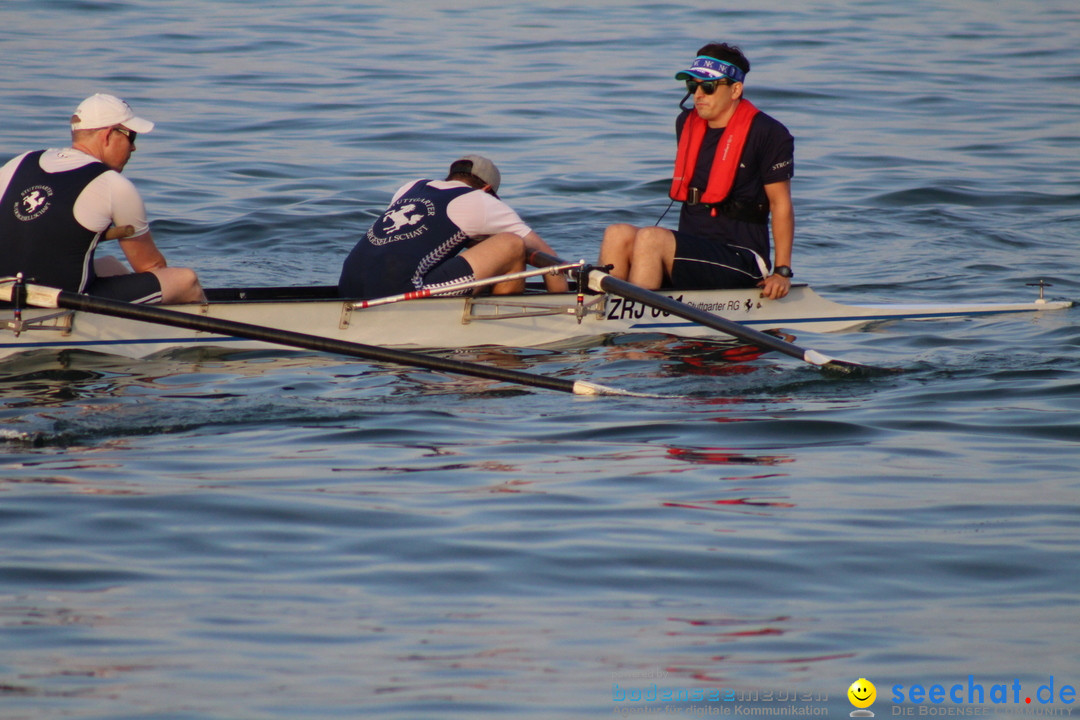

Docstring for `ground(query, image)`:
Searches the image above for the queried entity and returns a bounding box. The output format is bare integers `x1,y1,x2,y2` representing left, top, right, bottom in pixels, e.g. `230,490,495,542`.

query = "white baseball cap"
70,93,155,133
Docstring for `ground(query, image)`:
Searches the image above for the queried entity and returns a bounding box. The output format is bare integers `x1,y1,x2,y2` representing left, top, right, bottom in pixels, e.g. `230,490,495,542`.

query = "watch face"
775,265,793,278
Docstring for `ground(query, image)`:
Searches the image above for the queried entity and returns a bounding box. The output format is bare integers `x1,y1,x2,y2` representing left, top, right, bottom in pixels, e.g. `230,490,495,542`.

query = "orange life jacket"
669,99,759,204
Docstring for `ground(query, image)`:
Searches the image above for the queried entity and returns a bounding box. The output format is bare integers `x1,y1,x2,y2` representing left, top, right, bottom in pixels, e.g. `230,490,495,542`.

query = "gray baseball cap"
450,154,501,197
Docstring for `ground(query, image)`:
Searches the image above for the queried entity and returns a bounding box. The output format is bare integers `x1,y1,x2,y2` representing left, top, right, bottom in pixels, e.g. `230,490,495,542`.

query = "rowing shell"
1,283,1071,361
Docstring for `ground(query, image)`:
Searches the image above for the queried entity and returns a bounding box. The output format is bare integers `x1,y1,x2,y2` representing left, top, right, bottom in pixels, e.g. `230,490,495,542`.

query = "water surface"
1,1,1078,718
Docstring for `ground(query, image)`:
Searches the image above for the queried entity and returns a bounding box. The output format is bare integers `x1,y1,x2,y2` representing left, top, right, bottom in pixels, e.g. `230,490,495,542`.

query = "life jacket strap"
683,193,769,224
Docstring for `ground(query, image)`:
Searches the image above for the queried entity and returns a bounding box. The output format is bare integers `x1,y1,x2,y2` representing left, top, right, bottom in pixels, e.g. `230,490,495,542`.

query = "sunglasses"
684,79,732,95
112,126,137,146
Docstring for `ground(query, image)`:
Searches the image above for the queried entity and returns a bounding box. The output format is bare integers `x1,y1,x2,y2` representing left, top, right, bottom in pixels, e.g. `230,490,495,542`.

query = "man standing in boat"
0,93,204,304
598,43,795,300
339,155,567,300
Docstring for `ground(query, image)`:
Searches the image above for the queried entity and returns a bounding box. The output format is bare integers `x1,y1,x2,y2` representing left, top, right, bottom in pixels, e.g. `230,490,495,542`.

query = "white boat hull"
1,284,1071,361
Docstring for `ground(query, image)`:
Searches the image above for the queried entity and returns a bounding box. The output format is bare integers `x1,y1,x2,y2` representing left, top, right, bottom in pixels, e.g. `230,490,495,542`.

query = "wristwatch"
773,265,793,278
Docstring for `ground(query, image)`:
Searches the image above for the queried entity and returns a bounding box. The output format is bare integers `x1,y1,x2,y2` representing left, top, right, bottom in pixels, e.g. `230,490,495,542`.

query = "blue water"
2,1,1079,718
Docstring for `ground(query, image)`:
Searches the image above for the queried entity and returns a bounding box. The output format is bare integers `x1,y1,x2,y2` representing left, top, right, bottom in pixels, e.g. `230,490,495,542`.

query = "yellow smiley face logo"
848,678,876,708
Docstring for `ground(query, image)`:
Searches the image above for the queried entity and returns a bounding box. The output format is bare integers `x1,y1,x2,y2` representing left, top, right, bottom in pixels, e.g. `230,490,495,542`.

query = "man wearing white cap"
339,155,567,300
598,43,795,300
0,93,204,303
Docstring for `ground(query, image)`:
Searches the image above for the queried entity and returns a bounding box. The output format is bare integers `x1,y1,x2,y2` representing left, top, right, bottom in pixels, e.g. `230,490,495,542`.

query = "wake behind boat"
1,275,1071,362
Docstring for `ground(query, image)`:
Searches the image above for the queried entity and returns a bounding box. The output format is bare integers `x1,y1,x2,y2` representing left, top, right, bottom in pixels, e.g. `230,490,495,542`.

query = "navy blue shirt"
339,179,475,300
675,106,794,259
0,150,110,292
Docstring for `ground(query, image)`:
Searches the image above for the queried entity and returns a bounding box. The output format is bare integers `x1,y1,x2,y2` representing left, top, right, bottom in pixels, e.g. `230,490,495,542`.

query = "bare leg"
598,223,639,280
459,233,528,294
626,226,677,290
94,256,130,277
97,256,204,302
599,224,677,290
151,267,206,304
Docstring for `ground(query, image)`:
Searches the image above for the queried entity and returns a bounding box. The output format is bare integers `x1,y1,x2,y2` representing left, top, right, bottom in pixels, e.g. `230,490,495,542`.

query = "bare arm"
117,231,170,274
759,180,793,300
522,231,569,292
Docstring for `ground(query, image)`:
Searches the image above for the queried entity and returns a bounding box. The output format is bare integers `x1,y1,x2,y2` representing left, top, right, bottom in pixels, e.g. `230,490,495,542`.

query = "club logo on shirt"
367,197,436,246
13,185,54,221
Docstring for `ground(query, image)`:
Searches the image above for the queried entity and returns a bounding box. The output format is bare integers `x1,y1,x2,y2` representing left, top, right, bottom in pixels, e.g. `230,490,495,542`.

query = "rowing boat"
1,279,1070,362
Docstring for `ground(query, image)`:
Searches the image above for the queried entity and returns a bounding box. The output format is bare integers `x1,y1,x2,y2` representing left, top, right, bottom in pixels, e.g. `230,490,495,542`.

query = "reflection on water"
667,447,793,467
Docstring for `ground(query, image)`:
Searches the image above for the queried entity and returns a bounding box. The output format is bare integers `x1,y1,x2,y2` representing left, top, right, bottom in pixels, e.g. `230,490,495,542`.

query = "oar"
2,279,659,398
528,252,891,375
352,261,582,309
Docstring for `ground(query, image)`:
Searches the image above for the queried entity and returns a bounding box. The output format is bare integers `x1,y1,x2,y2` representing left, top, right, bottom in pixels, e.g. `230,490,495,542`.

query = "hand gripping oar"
2,279,659,398
528,252,891,376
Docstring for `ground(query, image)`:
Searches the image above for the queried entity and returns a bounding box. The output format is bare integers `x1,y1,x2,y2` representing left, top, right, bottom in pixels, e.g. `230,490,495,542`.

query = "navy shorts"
668,232,766,289
422,256,475,294
86,272,163,304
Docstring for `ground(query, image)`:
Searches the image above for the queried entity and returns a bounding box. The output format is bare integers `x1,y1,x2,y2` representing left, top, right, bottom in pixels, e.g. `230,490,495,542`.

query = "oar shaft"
354,262,582,309
590,272,809,364
529,251,882,375
18,285,640,396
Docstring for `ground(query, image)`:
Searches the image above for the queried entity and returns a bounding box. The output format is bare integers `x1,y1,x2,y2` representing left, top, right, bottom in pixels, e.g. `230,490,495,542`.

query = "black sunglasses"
112,126,137,145
684,79,732,96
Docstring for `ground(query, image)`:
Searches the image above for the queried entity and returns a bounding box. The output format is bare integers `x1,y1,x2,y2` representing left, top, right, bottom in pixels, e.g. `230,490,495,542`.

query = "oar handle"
529,250,571,270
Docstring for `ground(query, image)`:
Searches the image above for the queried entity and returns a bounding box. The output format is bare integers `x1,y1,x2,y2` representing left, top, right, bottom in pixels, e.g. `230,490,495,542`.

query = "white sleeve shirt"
390,179,533,240
0,148,151,238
